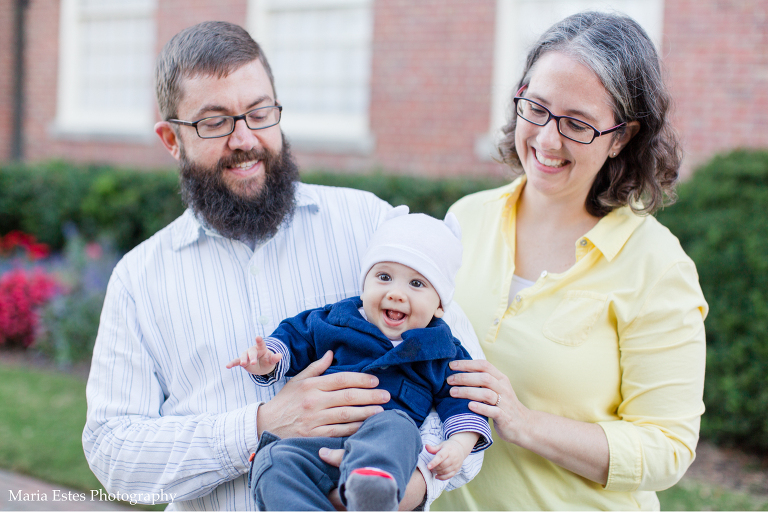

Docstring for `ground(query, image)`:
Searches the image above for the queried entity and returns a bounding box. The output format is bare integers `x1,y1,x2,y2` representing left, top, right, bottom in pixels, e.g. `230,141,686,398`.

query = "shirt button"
258,315,270,325
493,318,499,325
579,239,588,246
250,266,260,276
515,294,522,303
540,270,548,278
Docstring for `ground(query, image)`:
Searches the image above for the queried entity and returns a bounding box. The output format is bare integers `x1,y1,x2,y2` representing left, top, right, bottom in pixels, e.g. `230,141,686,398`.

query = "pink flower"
27,243,51,261
0,269,60,348
0,231,50,260
85,242,103,260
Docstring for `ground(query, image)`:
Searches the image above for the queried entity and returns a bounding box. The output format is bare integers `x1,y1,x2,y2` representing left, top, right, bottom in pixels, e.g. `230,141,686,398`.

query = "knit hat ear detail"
359,207,463,309
443,212,461,240
383,204,409,221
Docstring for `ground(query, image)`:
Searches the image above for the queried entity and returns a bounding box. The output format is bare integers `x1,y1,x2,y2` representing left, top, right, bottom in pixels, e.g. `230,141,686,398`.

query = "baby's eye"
377,273,392,282
410,279,425,288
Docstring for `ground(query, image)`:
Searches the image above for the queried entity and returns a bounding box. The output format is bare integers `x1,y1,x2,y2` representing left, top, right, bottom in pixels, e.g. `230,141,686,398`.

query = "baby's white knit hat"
359,205,463,308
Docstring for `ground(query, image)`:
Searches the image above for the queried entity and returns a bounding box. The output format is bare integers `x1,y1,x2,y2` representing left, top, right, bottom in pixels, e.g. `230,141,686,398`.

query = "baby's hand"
226,336,282,375
425,432,478,480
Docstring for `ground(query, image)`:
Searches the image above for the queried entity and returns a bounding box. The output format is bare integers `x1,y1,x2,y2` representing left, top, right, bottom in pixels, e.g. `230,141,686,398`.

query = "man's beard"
179,137,300,243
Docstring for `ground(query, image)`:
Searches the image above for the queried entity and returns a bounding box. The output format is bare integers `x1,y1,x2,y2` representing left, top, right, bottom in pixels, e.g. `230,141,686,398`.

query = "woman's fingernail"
319,448,329,456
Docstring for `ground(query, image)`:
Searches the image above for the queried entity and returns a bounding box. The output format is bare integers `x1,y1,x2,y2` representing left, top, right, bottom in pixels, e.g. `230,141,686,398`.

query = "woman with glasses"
434,11,707,510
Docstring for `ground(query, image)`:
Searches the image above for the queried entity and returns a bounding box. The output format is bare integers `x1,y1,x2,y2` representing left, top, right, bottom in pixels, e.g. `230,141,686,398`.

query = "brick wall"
3,0,767,176
298,0,506,177
0,3,16,161
19,0,246,170
664,0,768,176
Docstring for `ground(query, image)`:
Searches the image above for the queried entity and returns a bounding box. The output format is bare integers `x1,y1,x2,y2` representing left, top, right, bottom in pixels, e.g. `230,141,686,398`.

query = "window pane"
265,2,373,116
77,2,156,113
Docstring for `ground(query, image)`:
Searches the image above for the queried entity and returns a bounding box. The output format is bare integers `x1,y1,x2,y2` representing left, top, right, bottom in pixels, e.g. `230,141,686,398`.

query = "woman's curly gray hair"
499,11,681,216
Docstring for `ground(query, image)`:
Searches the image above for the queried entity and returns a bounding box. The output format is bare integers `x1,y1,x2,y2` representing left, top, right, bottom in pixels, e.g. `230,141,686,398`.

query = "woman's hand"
447,359,610,485
447,359,530,445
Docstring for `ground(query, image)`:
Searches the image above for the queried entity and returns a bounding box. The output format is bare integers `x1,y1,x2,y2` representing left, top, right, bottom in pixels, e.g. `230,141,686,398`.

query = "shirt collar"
171,182,321,251
583,205,644,262
491,175,527,208
489,175,644,262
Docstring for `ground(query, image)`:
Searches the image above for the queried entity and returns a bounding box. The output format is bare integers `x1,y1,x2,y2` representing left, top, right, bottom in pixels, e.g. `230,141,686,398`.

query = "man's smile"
225,159,262,178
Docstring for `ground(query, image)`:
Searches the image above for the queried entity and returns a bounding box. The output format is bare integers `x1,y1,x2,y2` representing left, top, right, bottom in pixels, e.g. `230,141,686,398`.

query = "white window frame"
54,0,157,140
247,0,375,154
476,0,664,160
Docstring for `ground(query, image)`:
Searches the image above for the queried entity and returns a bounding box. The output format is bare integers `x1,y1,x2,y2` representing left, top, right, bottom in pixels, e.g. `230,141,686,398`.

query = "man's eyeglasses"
513,94,624,145
167,105,282,139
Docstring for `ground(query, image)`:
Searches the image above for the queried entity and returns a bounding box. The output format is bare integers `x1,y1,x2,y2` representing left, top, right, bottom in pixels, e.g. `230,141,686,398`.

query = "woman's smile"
533,148,569,170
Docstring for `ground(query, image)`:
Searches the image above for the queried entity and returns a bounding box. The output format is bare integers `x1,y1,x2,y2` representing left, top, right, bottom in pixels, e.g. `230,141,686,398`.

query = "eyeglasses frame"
167,105,283,139
512,86,625,145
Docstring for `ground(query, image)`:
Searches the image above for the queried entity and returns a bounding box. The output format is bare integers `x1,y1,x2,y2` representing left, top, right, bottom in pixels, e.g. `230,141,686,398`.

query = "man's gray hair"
499,11,681,216
155,21,276,121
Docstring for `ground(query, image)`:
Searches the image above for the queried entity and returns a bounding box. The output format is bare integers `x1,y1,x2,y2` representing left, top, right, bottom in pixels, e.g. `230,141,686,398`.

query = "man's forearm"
84,404,260,502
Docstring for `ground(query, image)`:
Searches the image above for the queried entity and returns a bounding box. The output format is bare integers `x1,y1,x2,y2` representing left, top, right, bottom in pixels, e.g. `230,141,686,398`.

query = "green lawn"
0,360,163,510
658,479,768,511
2,359,767,511
0,361,100,490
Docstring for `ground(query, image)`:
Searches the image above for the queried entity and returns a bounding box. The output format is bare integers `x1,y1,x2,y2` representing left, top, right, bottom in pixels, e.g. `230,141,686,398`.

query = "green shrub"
35,228,118,365
0,162,103,250
302,171,506,220
1,162,505,253
80,170,183,251
656,149,768,452
0,161,184,252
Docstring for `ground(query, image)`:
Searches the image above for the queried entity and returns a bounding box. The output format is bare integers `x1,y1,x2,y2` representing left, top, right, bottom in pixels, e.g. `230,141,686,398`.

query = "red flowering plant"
0,231,60,348
0,230,51,261
0,269,59,347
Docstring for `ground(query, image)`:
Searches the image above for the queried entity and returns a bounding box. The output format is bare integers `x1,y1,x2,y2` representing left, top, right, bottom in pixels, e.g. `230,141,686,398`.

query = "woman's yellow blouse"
435,177,707,511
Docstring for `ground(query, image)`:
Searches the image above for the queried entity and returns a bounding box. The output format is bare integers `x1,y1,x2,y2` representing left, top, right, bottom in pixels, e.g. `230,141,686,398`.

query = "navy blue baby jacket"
255,296,492,451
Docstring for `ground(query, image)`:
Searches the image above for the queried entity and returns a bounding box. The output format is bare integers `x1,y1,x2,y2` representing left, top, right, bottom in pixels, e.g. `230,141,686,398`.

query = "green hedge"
656,149,768,451
0,161,183,252
0,161,505,252
301,171,505,220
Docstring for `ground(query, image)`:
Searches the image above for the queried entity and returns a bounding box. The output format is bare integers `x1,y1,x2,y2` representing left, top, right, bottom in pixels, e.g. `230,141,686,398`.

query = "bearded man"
83,21,483,511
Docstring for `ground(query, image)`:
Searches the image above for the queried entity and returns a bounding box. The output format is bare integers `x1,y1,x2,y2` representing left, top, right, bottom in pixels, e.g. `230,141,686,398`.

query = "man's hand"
319,448,427,511
256,350,390,439
226,336,282,375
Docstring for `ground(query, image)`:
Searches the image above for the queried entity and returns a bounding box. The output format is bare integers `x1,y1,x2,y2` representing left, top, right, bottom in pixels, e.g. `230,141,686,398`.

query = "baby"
227,206,491,511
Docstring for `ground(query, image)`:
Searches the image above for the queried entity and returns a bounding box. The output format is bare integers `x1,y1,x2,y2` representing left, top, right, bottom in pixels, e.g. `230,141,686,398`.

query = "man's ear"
155,121,182,161
434,305,445,319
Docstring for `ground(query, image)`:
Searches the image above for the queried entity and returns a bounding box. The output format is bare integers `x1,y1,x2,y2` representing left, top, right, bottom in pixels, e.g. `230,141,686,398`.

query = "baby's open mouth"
385,310,405,321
